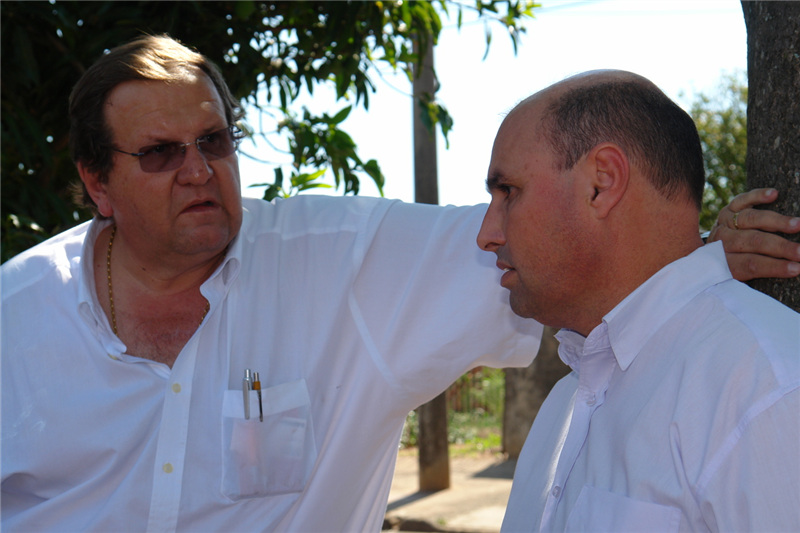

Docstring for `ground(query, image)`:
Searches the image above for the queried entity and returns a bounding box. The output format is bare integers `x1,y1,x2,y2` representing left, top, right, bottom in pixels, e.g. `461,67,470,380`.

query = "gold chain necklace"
106,225,210,336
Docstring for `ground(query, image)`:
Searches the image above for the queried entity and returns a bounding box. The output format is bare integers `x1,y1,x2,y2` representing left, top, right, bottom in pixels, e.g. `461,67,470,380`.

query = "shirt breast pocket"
221,379,317,501
565,484,681,533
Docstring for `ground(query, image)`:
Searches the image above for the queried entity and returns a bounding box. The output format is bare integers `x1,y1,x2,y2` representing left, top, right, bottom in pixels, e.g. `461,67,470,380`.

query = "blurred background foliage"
402,367,506,455
688,71,748,231
1,0,536,261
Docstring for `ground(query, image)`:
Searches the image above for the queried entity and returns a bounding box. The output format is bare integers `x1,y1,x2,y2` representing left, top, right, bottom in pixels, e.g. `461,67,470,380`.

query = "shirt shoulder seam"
694,380,800,500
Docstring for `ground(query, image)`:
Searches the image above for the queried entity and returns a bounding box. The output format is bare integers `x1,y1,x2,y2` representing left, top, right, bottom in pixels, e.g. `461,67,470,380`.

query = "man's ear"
77,162,113,218
586,143,629,219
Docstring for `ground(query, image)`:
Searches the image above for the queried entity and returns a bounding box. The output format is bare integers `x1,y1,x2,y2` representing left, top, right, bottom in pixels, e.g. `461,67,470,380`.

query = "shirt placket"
145,333,201,533
538,341,616,531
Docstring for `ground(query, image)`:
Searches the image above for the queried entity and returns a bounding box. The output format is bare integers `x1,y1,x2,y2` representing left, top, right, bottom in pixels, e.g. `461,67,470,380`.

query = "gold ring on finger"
733,211,740,230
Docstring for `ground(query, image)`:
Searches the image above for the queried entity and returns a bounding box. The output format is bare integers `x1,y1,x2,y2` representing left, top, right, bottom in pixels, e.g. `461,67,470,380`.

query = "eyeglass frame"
111,125,243,173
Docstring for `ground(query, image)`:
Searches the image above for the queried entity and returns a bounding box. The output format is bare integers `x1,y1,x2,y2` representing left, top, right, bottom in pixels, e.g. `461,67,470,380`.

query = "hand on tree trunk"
707,188,800,281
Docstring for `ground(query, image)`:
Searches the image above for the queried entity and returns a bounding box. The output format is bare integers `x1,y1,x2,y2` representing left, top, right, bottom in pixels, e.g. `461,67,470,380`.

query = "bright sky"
239,0,747,206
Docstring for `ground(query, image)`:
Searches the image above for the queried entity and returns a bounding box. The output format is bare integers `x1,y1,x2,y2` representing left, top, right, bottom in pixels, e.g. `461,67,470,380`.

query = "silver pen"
243,368,252,420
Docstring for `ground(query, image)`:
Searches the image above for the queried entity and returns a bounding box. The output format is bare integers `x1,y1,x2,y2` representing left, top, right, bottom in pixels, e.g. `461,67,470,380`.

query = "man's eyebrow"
140,124,227,145
485,171,506,192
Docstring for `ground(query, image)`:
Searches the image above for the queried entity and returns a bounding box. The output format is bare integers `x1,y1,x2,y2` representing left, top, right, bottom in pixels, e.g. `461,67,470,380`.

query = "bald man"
478,71,800,532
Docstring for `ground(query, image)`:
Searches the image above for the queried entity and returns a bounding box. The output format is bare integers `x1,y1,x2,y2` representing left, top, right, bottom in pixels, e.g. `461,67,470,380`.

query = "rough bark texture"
741,1,800,311
503,327,571,459
413,38,449,491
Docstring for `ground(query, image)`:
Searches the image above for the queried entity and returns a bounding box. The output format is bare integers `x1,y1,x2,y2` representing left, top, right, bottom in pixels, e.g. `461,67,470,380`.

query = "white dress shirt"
502,243,800,533
1,196,542,532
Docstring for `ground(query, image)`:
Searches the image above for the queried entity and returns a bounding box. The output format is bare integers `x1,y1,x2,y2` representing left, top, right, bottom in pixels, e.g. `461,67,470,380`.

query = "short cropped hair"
542,80,704,209
69,34,244,216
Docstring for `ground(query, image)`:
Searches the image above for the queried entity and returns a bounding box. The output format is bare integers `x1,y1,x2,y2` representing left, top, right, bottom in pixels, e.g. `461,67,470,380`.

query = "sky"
238,0,748,207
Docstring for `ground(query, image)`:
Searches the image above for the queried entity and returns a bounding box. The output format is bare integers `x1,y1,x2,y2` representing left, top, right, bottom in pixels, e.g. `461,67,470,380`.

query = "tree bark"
503,326,570,459
413,36,449,491
741,1,800,311
417,391,450,491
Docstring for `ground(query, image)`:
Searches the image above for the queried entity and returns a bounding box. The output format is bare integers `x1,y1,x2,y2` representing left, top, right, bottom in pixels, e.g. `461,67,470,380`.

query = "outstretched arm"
708,188,800,281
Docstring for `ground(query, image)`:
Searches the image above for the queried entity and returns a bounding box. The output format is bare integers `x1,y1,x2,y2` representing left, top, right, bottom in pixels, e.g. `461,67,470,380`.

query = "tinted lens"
139,143,183,173
198,128,236,159
137,128,237,173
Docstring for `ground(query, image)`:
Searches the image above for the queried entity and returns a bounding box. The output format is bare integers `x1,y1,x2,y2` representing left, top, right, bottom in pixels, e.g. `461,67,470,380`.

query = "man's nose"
477,203,506,252
177,143,212,185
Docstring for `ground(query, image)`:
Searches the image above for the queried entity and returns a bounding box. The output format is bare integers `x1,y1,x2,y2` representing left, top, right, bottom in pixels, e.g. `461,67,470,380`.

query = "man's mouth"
182,200,218,214
496,260,513,272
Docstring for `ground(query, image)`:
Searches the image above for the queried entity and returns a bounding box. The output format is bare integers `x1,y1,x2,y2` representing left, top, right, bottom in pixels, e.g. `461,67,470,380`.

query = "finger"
726,188,779,213
736,208,800,234
726,253,800,282
714,226,800,261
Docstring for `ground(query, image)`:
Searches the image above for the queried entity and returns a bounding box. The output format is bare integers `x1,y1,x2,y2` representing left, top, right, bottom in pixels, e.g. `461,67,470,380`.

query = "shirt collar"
604,242,732,371
207,205,246,289
76,204,253,356
556,243,732,372
556,324,610,373
77,217,125,356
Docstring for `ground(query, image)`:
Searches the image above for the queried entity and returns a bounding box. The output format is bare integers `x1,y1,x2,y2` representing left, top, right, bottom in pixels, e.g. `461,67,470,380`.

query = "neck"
95,224,220,365
570,199,703,337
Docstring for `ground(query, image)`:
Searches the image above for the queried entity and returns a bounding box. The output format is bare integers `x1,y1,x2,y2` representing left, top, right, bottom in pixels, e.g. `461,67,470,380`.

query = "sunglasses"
112,126,241,173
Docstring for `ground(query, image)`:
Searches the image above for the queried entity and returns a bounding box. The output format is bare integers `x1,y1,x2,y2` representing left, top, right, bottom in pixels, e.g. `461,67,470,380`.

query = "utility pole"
413,35,449,491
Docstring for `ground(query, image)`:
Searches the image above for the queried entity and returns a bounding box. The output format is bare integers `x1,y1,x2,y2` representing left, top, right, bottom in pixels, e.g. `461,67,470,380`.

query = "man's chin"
508,292,537,320
173,224,236,257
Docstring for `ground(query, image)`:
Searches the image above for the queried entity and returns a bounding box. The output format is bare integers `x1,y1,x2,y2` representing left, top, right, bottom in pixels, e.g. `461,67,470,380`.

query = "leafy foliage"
447,366,504,415
1,0,537,261
400,367,505,451
688,72,747,231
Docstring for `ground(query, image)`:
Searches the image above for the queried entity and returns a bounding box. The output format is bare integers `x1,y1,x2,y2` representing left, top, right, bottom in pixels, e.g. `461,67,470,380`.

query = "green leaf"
13,26,40,87
483,22,492,60
263,183,282,202
234,1,256,19
298,182,333,192
436,103,454,149
290,167,327,188
330,105,352,125
362,158,385,194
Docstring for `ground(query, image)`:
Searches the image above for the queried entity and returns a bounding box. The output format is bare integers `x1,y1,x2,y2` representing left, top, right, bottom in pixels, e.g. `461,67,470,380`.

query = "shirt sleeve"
350,200,542,405
698,386,800,532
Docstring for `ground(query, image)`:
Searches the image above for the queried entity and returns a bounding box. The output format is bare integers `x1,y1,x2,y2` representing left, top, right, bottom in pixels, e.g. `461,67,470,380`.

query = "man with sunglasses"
2,36,799,532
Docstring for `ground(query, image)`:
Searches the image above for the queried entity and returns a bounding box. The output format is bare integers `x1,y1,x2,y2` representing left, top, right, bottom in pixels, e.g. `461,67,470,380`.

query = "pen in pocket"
253,372,263,422
243,369,252,420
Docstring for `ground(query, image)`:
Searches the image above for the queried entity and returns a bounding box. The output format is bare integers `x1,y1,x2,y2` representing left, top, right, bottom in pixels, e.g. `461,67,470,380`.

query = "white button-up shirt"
2,196,542,532
502,243,800,533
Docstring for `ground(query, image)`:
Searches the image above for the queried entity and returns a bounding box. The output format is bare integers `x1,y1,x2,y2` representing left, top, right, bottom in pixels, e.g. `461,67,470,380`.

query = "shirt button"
586,394,596,406
163,463,174,474
172,383,182,393
552,486,561,498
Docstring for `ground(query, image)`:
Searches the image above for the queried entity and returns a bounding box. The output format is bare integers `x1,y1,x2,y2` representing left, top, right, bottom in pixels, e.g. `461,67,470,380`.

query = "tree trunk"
417,391,450,491
741,1,800,311
413,36,449,491
503,326,570,459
